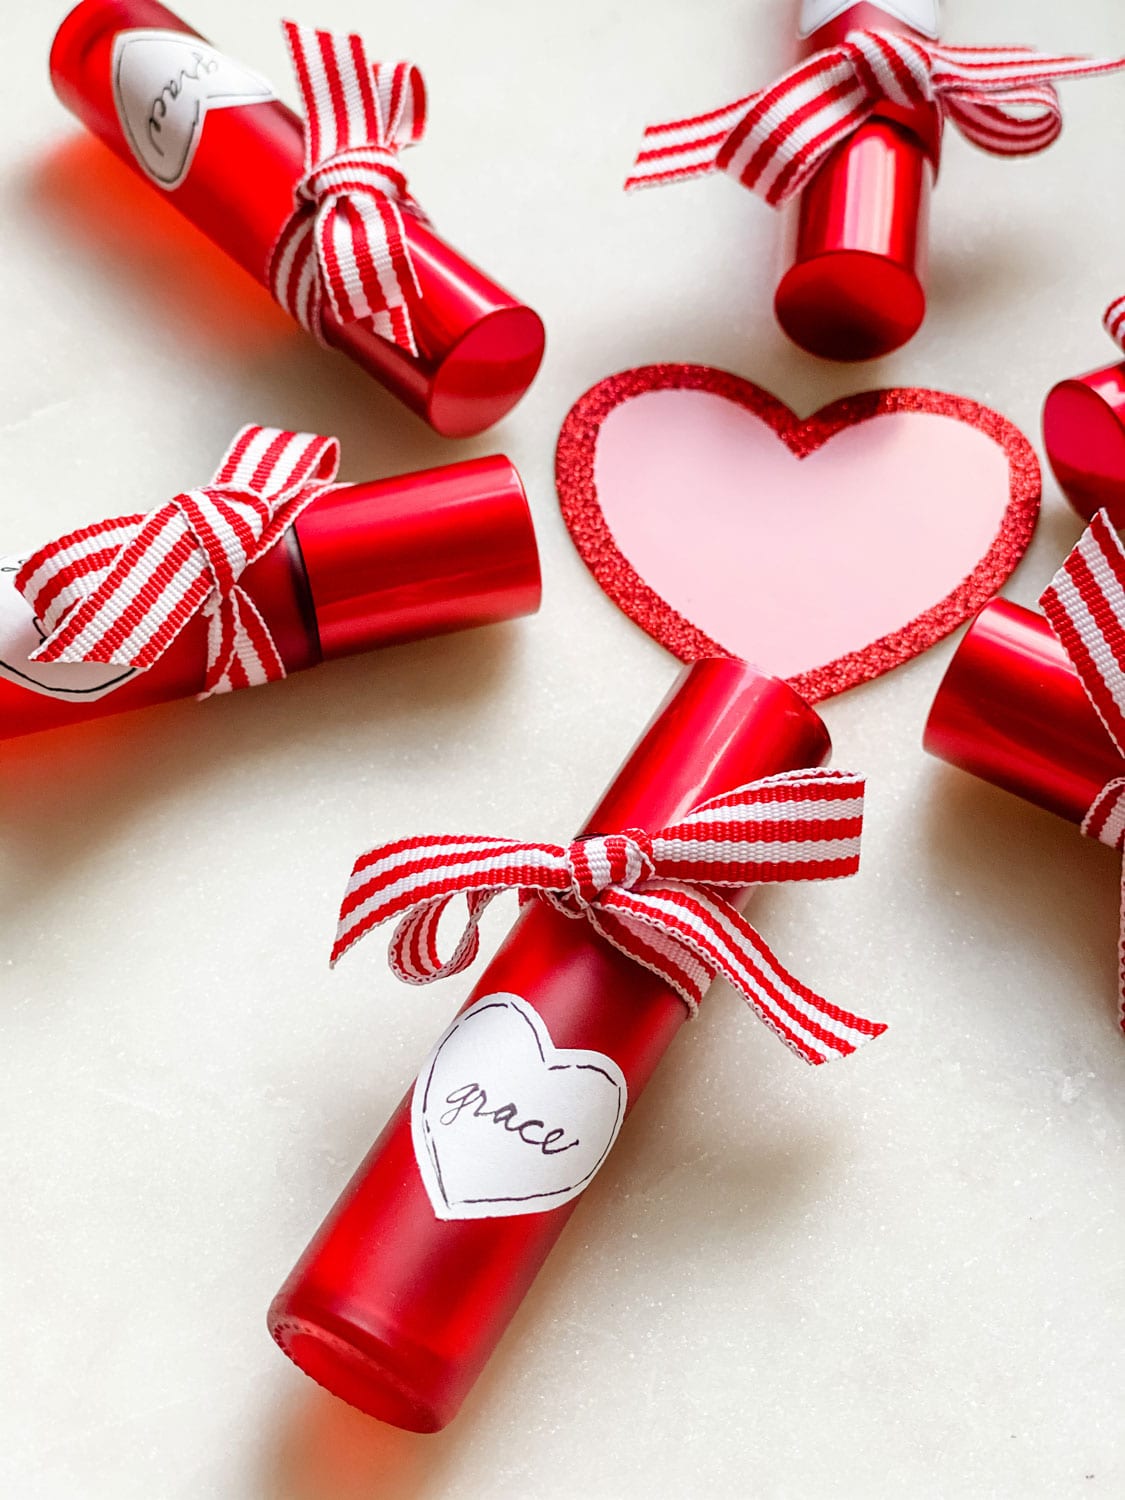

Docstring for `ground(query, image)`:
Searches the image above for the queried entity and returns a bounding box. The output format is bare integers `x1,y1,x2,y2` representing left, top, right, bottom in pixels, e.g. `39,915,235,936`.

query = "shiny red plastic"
268,660,832,1432
774,2,940,362
1,456,540,741
297,456,541,660
49,1,546,437
923,598,1121,825
1042,362,1125,526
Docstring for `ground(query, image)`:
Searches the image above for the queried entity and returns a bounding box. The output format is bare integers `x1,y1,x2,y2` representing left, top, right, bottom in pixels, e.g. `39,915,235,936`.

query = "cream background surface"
2,2,1123,1496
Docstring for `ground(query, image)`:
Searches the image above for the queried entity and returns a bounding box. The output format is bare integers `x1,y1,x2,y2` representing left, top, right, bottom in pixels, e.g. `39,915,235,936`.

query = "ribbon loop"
333,770,885,1066
627,30,1125,207
16,426,339,699
1040,510,1125,1033
268,21,428,355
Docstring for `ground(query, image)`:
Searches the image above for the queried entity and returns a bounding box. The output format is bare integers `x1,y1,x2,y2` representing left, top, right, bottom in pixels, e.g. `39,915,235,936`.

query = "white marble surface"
3,2,1125,1496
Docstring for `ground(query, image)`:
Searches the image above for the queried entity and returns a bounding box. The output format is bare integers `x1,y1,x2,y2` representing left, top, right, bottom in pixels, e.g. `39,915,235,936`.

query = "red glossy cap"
582,658,831,835
923,599,1121,826
292,455,541,660
325,222,547,440
774,118,933,362
1043,363,1125,526
775,1,940,361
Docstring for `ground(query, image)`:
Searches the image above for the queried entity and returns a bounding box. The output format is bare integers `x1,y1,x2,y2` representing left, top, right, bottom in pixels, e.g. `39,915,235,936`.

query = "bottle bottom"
269,1310,451,1433
774,249,925,362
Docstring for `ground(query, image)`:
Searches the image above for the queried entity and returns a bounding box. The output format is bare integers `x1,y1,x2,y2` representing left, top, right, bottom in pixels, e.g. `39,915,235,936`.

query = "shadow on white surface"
926,217,1062,328
21,135,479,482
921,755,1123,1040
258,1097,836,1499
27,135,293,350
0,623,523,921
263,1385,464,1500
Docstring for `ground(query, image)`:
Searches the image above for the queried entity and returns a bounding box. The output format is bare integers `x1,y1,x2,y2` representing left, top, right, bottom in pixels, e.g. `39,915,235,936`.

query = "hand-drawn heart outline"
555,365,1041,703
411,993,628,1222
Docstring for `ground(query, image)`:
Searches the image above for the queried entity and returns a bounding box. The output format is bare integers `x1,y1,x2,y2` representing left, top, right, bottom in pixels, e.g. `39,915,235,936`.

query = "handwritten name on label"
411,994,627,1221
112,29,276,189
799,0,941,38
0,555,136,702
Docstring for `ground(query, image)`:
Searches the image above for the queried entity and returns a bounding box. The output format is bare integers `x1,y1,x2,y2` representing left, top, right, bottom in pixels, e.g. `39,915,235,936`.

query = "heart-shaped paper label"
112,29,276,190
411,994,627,1221
555,367,1040,702
799,0,941,38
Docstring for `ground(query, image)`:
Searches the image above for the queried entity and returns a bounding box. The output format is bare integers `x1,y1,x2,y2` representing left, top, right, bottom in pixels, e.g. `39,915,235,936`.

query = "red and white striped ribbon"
1041,510,1125,1034
268,20,427,356
333,769,886,1066
626,29,1125,206
15,426,339,699
1103,296,1125,352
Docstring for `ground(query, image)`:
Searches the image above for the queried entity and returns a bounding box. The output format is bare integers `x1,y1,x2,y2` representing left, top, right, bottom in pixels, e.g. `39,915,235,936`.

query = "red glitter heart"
555,365,1041,702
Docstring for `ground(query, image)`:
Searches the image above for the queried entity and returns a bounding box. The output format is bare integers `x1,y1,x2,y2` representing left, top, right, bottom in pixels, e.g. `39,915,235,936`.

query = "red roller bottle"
269,659,834,1432
0,455,540,741
1043,364,1125,527
774,0,942,361
923,598,1122,824
49,1,546,437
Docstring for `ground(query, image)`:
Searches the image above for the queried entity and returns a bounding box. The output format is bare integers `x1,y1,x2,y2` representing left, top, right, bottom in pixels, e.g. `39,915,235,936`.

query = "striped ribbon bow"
15,426,339,699
268,20,428,356
626,30,1125,206
332,769,887,1065
1040,511,1125,1035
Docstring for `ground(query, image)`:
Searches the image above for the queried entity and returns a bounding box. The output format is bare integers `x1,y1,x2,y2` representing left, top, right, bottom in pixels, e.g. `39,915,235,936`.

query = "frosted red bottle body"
50,0,546,437
0,456,540,741
923,598,1121,824
269,660,833,1431
774,0,941,360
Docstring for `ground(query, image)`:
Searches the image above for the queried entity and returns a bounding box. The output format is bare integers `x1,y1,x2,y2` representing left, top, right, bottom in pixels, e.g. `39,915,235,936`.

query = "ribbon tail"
584,903,713,1015
624,92,759,191
598,883,886,1064
314,197,420,355
29,504,213,670
269,212,325,340
1040,511,1125,755
199,586,285,700
16,513,146,664
624,140,721,191
362,195,421,355
653,768,865,887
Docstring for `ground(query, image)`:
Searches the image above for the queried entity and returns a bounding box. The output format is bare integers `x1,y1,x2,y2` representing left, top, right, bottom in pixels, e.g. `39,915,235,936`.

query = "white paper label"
799,0,941,37
0,555,136,702
411,994,628,1221
111,29,276,190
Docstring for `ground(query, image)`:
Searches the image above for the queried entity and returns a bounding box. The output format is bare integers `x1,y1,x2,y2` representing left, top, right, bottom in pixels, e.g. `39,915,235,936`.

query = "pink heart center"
594,388,1012,680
